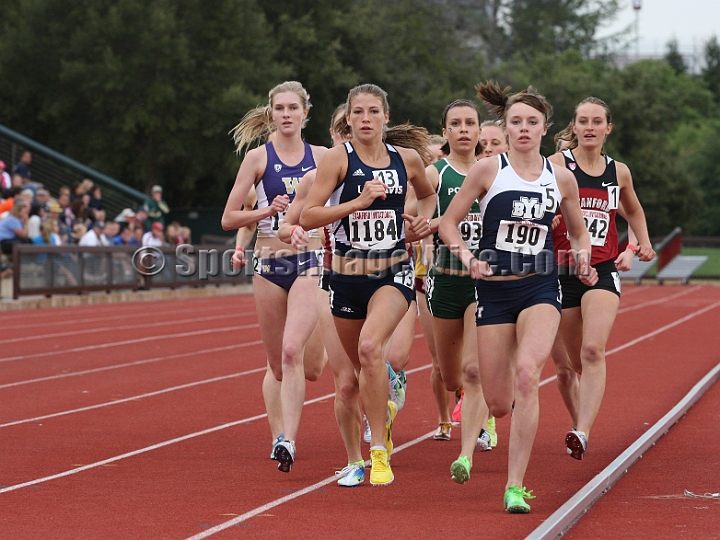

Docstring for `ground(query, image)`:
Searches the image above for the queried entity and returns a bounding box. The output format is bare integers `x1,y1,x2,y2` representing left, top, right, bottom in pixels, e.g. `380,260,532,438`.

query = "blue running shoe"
270,433,284,460
336,461,365,487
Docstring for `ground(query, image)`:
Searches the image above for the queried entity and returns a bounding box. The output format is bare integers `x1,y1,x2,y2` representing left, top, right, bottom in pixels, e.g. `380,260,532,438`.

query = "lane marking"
616,286,699,315
0,343,263,390
2,301,717,529
0,362,266,428
0,302,246,331
528,360,720,540
0,313,250,345
0,324,259,364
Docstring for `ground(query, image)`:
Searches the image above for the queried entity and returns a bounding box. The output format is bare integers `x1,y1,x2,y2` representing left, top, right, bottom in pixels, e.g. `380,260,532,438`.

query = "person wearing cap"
142,221,166,247
79,220,111,246
143,185,169,227
0,161,11,193
114,208,136,224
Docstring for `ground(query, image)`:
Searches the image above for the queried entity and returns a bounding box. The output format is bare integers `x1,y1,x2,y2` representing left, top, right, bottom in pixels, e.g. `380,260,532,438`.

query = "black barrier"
11,244,251,299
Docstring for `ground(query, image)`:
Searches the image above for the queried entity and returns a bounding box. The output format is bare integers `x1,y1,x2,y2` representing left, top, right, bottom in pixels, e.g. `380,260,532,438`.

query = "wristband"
235,247,244,251
291,225,300,237
627,243,639,255
424,217,431,227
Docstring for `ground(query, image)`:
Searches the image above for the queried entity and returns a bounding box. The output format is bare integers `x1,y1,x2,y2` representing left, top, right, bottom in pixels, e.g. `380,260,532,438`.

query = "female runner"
300,84,435,486
440,82,597,513
222,81,327,473
549,97,655,460
479,120,508,159
423,100,491,483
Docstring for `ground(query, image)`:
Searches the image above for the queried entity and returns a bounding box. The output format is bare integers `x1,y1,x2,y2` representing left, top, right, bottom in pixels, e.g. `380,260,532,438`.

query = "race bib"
373,169,402,194
495,220,548,255
582,209,610,247
349,210,398,250
607,186,620,210
271,210,287,232
393,265,414,289
459,213,482,249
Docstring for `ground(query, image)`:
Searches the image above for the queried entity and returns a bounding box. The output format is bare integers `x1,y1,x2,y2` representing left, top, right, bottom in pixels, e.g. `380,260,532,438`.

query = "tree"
0,0,288,207
664,38,687,75
702,35,720,101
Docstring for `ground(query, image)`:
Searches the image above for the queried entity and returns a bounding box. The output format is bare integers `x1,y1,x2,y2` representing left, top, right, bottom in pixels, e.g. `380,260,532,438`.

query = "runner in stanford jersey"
550,97,655,460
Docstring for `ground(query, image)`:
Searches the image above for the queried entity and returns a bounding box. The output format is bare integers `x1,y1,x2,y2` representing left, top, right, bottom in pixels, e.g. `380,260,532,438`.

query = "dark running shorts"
558,259,621,309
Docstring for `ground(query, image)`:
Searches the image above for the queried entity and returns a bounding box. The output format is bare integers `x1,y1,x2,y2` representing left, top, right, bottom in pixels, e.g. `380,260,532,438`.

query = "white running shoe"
566,430,588,460
336,461,365,487
475,429,492,452
363,415,371,443
275,440,296,472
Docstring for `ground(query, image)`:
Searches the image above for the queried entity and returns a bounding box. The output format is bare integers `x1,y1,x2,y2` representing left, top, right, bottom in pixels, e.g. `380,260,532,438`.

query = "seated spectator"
166,221,182,245
0,161,11,194
79,221,111,247
36,188,50,208
88,186,104,221
132,224,144,246
114,225,140,247
104,221,120,241
70,197,90,227
71,222,88,244
114,208,136,224
71,178,94,202
143,185,169,227
0,197,32,255
0,187,23,217
28,203,44,239
142,222,166,247
32,218,62,246
179,226,192,244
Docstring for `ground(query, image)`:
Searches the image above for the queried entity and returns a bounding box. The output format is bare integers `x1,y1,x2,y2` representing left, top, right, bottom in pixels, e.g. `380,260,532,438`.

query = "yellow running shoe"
369,448,394,486
385,400,397,461
487,416,498,447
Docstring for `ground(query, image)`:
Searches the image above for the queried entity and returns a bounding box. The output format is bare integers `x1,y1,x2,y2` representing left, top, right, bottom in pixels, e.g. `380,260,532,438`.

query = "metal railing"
0,124,145,218
11,244,250,299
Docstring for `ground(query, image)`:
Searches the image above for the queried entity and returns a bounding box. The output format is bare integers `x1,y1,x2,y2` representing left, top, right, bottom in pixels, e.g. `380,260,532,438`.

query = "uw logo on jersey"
274,164,282,173
512,196,545,220
281,177,301,194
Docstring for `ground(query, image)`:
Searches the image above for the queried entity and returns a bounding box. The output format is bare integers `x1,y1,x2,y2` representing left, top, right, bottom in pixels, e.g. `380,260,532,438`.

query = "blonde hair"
40,219,54,244
476,81,553,128
333,84,434,166
554,97,612,152
230,81,312,154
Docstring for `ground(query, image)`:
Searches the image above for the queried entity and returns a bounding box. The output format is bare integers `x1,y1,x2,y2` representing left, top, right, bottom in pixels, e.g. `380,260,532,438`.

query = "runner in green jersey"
423,100,492,484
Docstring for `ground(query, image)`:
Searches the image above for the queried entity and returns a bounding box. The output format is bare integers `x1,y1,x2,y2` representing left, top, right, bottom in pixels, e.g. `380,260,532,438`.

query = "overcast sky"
598,0,719,57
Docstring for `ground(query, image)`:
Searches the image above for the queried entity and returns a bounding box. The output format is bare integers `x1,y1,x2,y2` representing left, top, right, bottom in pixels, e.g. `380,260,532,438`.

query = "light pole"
633,0,642,59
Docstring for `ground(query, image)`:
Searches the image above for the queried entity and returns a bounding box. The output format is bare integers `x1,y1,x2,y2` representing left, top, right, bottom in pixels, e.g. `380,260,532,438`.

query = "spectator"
46,201,70,243
135,205,150,231
12,151,40,190
0,161,11,193
71,179,94,202
36,188,50,208
114,225,140,247
142,221,166,247
71,222,87,244
79,221,111,247
143,185,169,227
88,186,104,220
27,203,44,239
114,208,136,225
0,187,23,216
32,218,62,246
165,221,181,245
70,198,89,226
0,197,32,255
132,224,144,246
104,221,120,240
179,226,192,244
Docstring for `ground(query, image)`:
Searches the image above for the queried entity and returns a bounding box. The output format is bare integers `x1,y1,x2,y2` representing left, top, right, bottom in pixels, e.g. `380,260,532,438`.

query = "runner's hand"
469,258,494,280
290,225,309,250
357,180,387,208
402,214,431,240
269,194,290,215
231,249,247,270
614,248,634,272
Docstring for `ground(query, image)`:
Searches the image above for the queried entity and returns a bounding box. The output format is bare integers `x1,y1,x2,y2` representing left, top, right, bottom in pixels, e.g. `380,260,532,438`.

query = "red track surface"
0,286,719,539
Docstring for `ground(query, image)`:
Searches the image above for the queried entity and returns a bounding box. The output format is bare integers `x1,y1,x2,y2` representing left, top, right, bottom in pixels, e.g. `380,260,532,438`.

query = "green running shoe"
504,486,535,513
450,456,471,484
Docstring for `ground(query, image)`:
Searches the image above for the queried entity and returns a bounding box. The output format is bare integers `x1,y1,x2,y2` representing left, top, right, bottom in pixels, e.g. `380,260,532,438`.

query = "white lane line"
539,299,720,388
0,343,263,390
0,363,266,428
185,430,439,540
0,324,259,364
0,313,248,345
616,285,699,315
0,391,337,495
0,302,246,331
1,301,715,511
190,301,720,539
528,360,720,540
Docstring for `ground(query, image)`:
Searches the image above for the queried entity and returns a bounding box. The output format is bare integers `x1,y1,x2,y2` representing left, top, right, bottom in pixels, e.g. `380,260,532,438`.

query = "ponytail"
385,124,433,166
476,81,511,122
554,122,576,152
230,106,273,155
